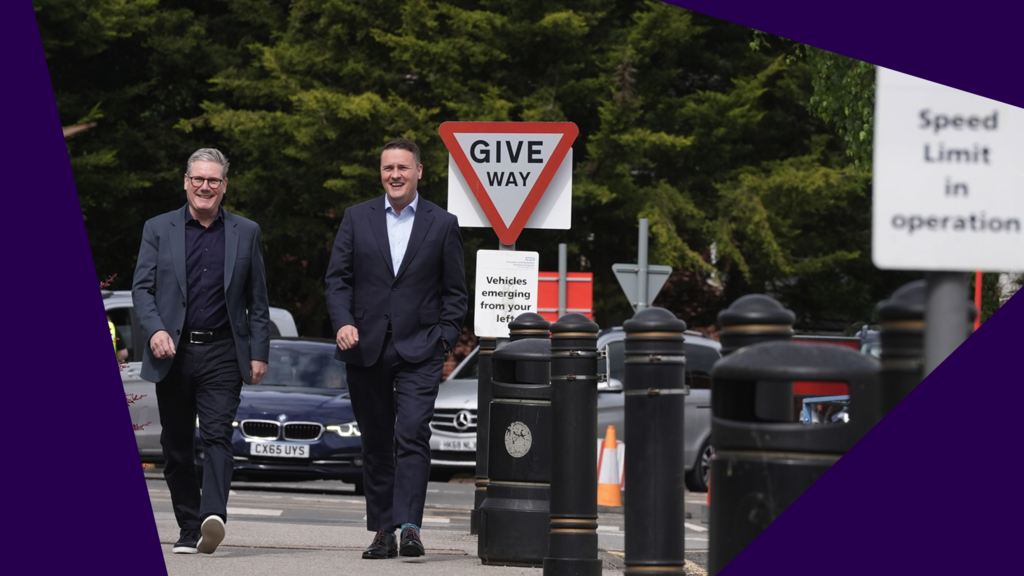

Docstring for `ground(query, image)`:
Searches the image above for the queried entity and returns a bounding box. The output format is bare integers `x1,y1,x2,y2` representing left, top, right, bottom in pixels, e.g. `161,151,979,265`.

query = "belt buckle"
189,331,213,344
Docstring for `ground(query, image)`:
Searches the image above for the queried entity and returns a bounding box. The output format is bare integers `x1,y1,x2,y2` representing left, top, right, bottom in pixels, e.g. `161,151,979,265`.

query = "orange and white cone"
597,425,623,507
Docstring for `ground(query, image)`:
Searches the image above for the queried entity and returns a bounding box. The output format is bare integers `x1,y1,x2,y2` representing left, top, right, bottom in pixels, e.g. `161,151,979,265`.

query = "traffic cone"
597,425,623,508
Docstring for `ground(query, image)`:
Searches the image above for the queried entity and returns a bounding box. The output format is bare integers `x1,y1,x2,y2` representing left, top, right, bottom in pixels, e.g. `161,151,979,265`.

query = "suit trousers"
346,333,444,531
155,337,242,530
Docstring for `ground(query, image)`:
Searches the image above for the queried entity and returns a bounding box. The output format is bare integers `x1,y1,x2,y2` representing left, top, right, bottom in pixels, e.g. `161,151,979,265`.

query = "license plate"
440,439,476,451
250,442,310,458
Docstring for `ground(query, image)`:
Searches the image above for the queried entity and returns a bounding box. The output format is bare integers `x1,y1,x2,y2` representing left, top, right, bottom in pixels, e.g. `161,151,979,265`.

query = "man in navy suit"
133,148,270,555
326,138,467,559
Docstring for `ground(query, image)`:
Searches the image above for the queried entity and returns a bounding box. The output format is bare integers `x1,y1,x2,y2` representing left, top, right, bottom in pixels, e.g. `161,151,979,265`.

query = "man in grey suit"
132,148,270,555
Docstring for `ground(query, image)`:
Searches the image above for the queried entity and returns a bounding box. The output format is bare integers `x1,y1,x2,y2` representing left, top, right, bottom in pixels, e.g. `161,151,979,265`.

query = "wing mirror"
597,377,623,393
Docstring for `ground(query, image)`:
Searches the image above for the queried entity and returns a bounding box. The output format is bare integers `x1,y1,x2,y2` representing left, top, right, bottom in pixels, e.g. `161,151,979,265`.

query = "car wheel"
685,438,713,493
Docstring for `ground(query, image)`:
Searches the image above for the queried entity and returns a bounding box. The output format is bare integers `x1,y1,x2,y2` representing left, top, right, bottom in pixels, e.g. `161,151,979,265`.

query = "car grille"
241,420,280,439
430,409,477,434
283,422,323,441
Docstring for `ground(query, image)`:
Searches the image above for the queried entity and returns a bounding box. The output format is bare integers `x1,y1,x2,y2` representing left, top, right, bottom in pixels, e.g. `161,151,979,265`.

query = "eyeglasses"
185,176,225,189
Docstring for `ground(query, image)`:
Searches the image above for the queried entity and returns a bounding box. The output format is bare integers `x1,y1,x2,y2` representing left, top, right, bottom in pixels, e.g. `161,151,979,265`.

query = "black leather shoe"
399,527,425,557
362,531,397,559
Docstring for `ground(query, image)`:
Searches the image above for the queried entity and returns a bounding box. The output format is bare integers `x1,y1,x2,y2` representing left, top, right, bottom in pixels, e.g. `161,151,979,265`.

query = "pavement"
144,468,709,576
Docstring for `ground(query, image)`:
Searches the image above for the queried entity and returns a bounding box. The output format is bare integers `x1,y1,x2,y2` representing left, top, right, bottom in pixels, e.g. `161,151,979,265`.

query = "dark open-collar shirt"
183,205,228,331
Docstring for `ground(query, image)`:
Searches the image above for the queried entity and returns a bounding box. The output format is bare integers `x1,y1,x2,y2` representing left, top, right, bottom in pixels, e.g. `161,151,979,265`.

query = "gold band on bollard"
624,331,685,338
719,324,793,333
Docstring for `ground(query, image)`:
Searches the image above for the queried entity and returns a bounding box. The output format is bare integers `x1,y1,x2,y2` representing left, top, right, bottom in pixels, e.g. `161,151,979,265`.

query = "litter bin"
478,337,552,566
708,341,880,575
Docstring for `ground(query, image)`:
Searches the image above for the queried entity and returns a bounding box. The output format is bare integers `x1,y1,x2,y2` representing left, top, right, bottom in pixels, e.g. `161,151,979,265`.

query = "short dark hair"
382,138,420,165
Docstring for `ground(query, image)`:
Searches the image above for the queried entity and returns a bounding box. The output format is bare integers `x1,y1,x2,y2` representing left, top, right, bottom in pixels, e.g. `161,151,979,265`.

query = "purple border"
9,1,165,572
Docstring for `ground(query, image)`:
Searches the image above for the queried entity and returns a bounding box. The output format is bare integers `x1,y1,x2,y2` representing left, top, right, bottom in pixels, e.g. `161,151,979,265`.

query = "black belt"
186,327,233,344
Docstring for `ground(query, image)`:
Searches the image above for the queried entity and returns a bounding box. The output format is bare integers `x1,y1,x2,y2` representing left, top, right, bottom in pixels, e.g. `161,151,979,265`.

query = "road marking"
229,490,237,496
426,489,440,493
422,517,451,525
597,525,621,533
684,522,708,533
227,507,283,516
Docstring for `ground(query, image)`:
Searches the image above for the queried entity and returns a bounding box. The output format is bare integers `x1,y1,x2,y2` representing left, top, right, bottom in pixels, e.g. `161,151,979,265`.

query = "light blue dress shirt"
385,192,418,274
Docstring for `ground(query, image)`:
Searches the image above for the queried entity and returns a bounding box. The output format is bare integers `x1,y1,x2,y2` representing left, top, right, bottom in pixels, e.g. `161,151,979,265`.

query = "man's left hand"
249,360,268,385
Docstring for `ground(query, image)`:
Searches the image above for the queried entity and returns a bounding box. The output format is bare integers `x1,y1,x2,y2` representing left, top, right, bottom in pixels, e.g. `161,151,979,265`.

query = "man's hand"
249,360,267,385
337,325,359,351
150,330,176,360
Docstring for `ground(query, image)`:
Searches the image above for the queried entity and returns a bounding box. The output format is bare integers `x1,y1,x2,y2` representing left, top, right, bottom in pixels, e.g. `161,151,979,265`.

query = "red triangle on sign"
439,122,579,245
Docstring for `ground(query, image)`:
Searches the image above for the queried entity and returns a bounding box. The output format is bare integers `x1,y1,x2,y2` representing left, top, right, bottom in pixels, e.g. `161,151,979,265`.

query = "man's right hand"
150,330,176,360
336,325,359,351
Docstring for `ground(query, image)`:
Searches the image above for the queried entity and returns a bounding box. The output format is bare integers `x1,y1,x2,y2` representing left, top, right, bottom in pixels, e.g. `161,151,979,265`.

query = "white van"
104,290,299,461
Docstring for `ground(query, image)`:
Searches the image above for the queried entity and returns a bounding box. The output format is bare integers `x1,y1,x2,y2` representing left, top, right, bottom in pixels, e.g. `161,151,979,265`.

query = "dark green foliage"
49,0,930,335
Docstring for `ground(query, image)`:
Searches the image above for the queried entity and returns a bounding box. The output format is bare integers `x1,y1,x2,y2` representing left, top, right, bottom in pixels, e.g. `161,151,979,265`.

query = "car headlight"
326,422,361,437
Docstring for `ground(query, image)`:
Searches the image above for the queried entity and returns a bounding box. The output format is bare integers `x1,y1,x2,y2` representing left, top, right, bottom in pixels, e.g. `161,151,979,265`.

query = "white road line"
229,490,237,496
227,507,283,516
684,522,708,533
597,526,621,533
422,518,451,525
426,489,440,493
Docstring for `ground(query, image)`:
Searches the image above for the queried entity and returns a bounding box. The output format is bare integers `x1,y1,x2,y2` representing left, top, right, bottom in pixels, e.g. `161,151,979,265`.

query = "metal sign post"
612,219,672,312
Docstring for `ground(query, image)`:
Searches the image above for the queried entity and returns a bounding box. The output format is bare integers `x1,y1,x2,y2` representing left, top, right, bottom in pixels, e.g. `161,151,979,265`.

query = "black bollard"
544,314,601,576
509,312,553,342
717,294,797,422
478,336,552,566
471,337,497,535
707,342,879,575
876,280,975,416
875,281,926,417
623,307,688,576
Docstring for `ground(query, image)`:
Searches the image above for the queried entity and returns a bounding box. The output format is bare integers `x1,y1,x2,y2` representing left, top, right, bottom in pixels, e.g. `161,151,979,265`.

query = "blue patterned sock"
401,523,420,533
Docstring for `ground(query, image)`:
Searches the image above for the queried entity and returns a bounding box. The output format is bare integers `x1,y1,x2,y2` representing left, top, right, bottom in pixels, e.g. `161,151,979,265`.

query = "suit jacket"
325,196,467,367
132,205,271,384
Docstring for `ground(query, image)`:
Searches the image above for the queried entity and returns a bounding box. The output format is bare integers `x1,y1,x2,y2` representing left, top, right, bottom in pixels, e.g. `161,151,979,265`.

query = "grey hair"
186,148,230,178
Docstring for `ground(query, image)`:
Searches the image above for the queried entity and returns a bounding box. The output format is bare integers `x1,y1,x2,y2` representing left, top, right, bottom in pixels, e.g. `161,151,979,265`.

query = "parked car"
431,327,722,492
105,289,300,461
195,338,364,492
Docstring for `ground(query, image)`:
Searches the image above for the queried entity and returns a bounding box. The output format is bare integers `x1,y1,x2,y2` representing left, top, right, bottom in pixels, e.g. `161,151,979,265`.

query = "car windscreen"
450,350,479,380
684,343,721,375
261,342,347,390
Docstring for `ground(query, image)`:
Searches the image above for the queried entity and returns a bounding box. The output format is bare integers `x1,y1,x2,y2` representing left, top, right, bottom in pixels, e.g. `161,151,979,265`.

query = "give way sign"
440,122,578,245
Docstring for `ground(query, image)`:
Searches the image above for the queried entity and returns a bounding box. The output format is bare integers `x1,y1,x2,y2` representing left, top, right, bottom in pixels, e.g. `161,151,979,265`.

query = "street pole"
923,272,970,376
558,243,568,318
636,219,649,311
